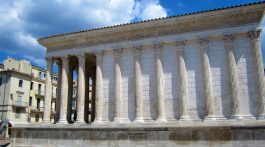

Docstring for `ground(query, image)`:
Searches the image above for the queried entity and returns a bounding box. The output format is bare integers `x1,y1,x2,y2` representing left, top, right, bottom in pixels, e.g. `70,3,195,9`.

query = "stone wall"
98,34,256,121
10,124,265,147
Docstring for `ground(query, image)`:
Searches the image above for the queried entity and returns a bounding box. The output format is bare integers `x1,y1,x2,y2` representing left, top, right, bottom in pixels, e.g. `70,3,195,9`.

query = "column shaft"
93,51,104,123
43,57,53,123
199,38,216,120
55,61,62,123
133,46,144,122
76,54,86,124
176,40,189,120
113,48,123,123
153,43,166,122
248,30,265,119
58,56,69,124
223,35,241,119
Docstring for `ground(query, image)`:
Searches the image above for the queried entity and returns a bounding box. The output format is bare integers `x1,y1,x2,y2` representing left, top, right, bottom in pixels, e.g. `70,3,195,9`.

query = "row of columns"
43,30,265,124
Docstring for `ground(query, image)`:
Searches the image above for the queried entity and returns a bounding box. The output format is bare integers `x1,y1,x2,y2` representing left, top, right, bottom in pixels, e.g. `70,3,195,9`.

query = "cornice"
39,2,265,52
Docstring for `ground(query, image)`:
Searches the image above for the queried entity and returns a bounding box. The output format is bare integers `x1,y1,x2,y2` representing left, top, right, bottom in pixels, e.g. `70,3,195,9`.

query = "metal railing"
30,106,44,112
35,90,45,96
12,101,28,107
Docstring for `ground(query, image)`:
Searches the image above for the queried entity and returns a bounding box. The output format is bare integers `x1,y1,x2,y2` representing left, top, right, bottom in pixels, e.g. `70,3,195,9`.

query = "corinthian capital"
95,50,104,57
153,42,165,49
113,48,123,57
176,40,187,49
248,29,261,40
45,57,53,63
198,37,209,46
132,45,143,55
223,34,235,43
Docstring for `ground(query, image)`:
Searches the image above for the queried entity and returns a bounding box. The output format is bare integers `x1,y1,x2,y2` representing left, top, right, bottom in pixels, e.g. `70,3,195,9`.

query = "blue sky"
0,0,264,69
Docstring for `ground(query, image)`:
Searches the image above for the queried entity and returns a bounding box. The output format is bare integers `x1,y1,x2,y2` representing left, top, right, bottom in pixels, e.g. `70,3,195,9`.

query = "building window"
19,79,23,87
30,82,34,90
0,78,2,86
38,84,42,92
29,97,32,106
35,114,39,122
37,98,40,110
15,108,21,118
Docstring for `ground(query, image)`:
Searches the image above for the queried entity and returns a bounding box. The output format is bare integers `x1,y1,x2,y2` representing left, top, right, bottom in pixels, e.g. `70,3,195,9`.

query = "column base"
204,115,217,121
74,120,86,125
57,119,68,125
113,118,131,123
156,117,167,123
231,114,244,120
133,117,144,123
179,115,190,121
42,119,51,124
257,114,265,120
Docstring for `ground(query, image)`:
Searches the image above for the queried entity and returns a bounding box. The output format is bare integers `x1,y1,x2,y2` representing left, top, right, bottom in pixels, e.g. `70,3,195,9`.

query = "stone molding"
39,3,265,51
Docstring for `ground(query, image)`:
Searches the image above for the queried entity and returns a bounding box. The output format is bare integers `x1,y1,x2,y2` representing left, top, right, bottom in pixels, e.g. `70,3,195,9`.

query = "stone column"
248,29,265,119
57,56,69,124
113,48,124,123
199,38,216,120
55,60,62,123
176,40,190,120
43,57,53,123
93,50,104,123
153,42,166,122
133,45,144,123
76,53,86,124
223,34,242,120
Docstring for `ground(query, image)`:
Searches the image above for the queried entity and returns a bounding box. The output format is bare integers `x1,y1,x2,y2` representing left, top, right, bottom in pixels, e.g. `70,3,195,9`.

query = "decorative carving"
133,45,143,55
95,50,104,56
153,42,165,49
198,37,209,46
176,40,186,48
223,34,235,43
248,29,261,40
76,52,86,58
113,48,123,57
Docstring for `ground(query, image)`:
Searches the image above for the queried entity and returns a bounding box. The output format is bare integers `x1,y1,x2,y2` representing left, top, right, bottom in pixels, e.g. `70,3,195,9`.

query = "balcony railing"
35,90,45,96
30,106,44,113
12,101,28,108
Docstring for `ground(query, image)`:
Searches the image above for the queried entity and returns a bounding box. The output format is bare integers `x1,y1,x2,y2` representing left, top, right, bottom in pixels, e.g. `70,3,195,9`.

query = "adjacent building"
0,58,58,124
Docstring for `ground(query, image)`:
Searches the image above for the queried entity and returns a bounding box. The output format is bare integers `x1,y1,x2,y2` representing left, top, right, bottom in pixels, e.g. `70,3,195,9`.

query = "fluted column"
76,53,86,124
248,29,265,119
93,50,104,123
55,60,62,123
133,45,144,123
113,48,124,123
176,40,190,120
223,34,242,120
57,56,69,124
153,42,166,122
199,38,216,120
43,57,53,123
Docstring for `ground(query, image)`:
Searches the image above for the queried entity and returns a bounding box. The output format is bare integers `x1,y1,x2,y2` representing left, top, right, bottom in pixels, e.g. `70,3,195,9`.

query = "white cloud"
141,4,167,20
0,0,167,67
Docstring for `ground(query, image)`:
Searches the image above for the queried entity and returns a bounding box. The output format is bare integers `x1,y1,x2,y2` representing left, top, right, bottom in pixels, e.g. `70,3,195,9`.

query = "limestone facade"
39,2,265,124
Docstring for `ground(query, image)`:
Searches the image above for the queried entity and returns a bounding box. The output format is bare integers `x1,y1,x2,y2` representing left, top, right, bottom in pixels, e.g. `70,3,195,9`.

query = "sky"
0,0,264,70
